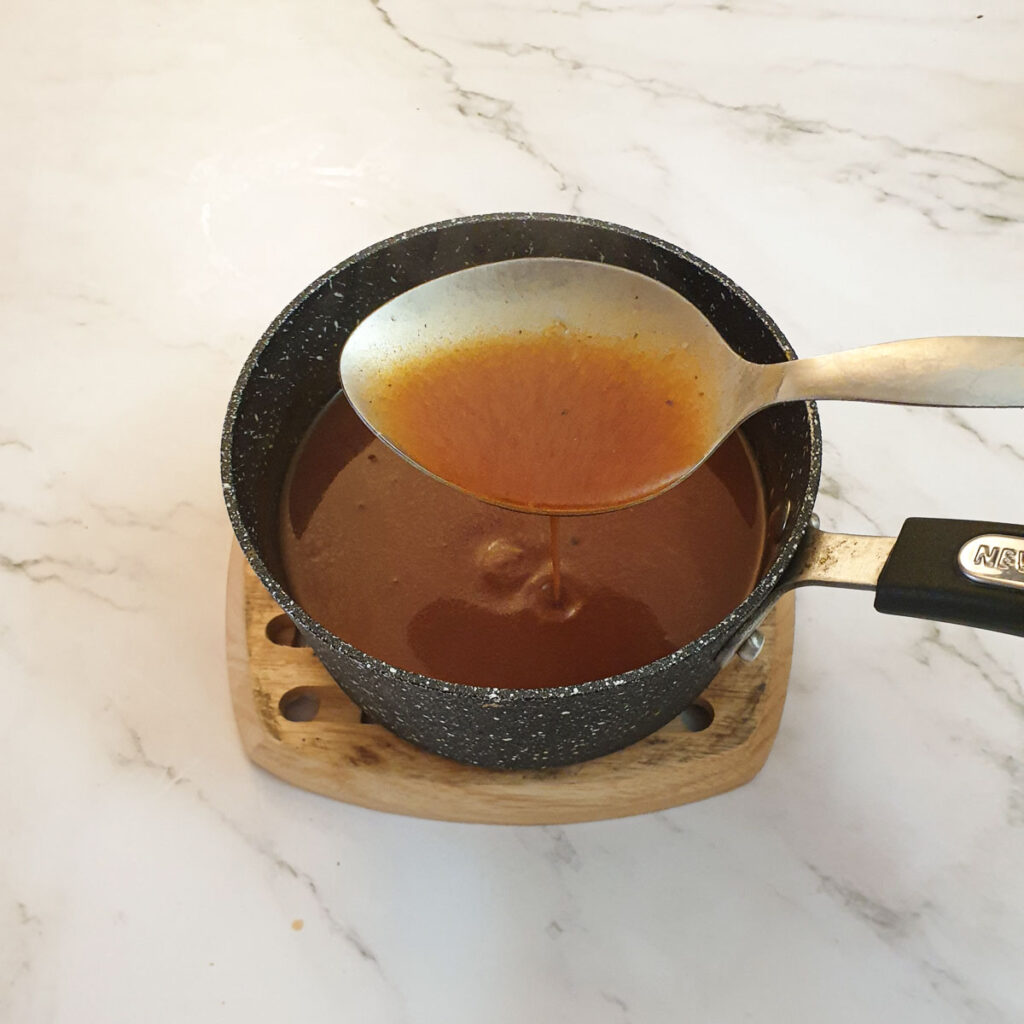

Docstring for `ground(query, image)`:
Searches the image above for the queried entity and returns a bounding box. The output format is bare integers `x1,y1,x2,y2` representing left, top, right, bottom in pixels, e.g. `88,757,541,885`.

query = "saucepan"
221,213,1024,769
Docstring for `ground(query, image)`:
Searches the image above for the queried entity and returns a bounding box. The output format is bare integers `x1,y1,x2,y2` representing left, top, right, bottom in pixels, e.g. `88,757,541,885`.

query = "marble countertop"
3,1,1023,1020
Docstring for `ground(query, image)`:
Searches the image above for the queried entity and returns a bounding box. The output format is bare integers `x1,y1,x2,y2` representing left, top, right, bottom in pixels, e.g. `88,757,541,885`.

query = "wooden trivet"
226,546,794,824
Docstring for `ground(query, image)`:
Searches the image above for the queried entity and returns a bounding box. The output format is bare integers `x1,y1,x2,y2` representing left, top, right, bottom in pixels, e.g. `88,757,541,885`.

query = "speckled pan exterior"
221,214,821,769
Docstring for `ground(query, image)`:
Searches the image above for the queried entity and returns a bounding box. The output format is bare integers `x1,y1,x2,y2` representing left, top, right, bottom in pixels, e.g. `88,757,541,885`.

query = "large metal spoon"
340,258,1024,514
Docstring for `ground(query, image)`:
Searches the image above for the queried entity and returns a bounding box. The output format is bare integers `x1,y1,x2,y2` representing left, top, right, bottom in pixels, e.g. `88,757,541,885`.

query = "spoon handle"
773,336,1024,408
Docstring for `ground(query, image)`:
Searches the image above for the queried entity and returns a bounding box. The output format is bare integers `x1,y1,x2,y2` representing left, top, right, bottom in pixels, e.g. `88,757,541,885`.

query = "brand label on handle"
958,535,1024,591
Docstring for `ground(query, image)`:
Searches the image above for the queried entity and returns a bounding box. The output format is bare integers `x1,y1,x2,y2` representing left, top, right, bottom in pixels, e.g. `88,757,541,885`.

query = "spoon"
340,258,1024,515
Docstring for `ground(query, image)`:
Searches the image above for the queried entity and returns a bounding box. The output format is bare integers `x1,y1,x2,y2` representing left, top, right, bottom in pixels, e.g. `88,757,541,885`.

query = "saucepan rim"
221,212,822,703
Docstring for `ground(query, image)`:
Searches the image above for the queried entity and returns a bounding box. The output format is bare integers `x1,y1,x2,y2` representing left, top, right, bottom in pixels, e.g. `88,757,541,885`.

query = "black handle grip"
874,518,1024,637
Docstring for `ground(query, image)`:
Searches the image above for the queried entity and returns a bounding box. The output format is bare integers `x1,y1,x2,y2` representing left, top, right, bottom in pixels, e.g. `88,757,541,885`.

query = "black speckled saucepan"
222,214,1024,770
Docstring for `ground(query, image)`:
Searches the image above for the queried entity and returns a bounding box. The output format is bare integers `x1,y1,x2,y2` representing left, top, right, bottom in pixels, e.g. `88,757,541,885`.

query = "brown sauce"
279,392,766,689
359,325,717,513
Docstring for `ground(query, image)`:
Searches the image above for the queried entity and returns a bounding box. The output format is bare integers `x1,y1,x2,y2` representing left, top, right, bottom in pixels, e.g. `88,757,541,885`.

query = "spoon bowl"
340,257,1024,514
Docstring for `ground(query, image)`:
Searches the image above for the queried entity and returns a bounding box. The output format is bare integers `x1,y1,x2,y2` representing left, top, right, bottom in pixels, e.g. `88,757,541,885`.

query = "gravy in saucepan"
279,389,766,689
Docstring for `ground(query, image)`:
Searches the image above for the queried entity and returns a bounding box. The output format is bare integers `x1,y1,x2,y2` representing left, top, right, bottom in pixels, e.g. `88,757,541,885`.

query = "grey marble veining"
1,0,1023,1021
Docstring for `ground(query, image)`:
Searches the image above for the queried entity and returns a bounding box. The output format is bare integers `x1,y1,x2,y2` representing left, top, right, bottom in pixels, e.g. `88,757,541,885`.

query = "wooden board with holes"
225,545,794,825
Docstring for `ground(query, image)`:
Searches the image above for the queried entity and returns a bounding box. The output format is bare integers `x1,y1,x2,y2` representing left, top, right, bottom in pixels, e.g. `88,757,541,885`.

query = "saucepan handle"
875,518,1024,636
782,519,1024,637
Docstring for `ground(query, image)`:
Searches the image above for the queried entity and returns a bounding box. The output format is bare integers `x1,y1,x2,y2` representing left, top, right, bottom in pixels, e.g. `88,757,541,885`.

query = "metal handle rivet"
737,630,766,663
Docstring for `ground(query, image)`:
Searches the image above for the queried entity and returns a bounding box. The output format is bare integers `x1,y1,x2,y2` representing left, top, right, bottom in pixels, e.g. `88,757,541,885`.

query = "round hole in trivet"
266,614,303,647
678,700,714,732
279,688,320,722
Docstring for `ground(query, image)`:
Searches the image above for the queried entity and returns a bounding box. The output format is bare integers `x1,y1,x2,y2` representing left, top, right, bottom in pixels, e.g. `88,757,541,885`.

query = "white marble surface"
2,0,1023,1020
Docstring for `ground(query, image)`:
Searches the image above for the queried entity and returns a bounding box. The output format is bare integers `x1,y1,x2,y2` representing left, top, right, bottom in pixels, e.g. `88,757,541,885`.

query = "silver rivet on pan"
737,630,766,663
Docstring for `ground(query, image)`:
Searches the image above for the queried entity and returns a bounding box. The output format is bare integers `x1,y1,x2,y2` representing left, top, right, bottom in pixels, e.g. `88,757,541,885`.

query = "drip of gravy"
279,392,766,689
